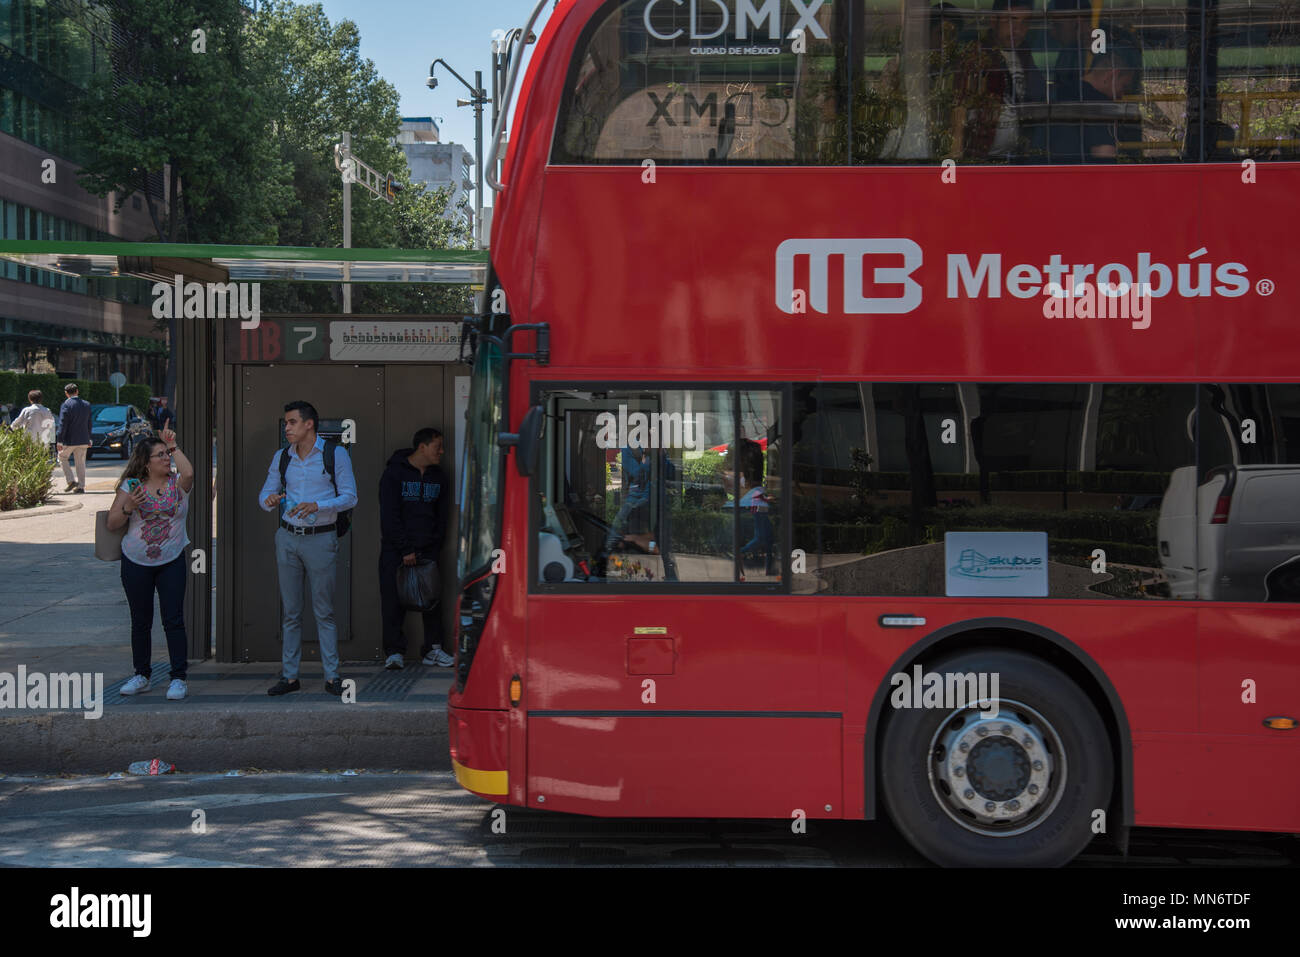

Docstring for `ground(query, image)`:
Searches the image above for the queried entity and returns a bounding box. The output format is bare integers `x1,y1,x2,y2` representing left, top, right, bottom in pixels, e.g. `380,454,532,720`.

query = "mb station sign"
228,318,464,364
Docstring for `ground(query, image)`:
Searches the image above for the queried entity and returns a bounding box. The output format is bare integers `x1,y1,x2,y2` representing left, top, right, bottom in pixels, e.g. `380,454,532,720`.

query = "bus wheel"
880,649,1112,867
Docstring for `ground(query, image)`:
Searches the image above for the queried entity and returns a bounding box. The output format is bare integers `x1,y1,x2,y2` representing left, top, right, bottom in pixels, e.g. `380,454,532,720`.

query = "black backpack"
279,441,351,537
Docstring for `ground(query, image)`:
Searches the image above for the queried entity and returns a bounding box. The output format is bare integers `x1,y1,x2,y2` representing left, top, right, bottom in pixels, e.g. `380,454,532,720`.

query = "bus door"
525,385,842,819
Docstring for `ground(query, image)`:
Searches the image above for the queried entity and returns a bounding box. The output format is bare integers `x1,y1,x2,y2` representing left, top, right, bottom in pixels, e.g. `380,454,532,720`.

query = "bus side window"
535,388,783,588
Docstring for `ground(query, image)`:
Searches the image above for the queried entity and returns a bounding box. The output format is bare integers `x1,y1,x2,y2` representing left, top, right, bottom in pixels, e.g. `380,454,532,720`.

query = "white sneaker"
120,674,149,695
423,648,455,667
384,654,404,671
166,679,187,701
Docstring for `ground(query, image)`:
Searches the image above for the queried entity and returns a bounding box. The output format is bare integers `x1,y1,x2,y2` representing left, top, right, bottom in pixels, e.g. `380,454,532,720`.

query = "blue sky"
315,0,557,205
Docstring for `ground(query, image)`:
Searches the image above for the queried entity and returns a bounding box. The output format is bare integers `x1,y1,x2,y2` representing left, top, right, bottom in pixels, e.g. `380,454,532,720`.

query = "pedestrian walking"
378,427,454,670
56,383,92,493
152,396,175,433
259,400,358,697
10,390,56,455
106,427,195,700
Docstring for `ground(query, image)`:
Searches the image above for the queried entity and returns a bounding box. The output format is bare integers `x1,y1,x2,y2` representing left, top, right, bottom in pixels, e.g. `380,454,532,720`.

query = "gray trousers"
274,527,340,681
58,445,89,487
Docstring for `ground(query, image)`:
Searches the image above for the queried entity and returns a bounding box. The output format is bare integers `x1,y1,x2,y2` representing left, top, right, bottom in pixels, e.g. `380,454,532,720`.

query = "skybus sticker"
944,532,1048,598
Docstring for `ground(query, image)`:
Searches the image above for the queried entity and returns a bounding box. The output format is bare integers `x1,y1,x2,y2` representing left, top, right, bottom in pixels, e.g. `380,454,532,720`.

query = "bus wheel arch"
864,618,1132,861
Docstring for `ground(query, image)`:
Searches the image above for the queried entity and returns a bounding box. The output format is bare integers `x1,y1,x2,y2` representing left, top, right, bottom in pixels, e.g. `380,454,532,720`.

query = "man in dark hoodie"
379,427,454,669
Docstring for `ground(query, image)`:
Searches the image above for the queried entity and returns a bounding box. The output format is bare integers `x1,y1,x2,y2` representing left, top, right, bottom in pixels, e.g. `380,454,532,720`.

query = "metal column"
176,313,214,660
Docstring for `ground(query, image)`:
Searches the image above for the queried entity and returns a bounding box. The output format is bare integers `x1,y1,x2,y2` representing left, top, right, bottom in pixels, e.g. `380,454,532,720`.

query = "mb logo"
776,238,923,315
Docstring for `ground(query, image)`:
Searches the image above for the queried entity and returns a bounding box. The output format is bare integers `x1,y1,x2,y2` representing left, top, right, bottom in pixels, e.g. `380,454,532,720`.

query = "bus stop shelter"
0,241,488,665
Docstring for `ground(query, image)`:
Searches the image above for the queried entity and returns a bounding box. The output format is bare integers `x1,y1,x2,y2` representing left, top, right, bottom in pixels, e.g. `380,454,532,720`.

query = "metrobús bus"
449,0,1300,866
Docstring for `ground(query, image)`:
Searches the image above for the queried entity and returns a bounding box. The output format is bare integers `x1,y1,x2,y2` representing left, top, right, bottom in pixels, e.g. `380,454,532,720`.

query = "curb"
0,707,449,773
0,501,84,521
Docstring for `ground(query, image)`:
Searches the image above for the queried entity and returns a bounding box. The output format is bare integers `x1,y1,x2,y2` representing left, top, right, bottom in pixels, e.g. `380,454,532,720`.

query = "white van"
1158,464,1300,601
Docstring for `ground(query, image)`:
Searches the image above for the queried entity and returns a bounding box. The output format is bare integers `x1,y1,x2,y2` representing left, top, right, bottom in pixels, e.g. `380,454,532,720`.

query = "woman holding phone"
106,427,195,700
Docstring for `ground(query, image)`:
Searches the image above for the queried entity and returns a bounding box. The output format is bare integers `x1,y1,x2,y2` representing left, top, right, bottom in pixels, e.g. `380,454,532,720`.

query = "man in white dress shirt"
258,400,359,696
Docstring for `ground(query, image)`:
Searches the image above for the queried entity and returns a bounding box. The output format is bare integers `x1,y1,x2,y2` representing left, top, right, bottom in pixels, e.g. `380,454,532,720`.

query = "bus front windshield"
458,339,504,581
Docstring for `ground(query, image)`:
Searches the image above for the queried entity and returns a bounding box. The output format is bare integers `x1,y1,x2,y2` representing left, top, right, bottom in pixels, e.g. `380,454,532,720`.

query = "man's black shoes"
267,677,344,695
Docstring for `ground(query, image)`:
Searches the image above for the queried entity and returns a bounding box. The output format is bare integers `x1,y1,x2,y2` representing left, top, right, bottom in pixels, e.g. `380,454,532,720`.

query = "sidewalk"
0,466,452,773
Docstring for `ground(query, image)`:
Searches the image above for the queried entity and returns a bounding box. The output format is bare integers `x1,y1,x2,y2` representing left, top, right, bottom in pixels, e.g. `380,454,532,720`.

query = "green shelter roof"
0,242,488,285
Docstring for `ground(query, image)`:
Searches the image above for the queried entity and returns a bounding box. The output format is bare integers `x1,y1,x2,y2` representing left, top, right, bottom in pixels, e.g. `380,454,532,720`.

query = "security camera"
426,75,438,90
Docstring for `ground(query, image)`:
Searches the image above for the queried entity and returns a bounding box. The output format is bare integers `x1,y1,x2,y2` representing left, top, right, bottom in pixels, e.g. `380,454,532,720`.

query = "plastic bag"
127,759,175,775
397,560,441,611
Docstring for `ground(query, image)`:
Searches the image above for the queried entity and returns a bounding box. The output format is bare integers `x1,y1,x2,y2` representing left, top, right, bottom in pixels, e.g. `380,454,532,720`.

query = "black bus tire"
880,649,1113,868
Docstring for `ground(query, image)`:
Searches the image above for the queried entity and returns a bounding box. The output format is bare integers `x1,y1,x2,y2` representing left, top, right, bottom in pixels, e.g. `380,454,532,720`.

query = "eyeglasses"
149,451,171,460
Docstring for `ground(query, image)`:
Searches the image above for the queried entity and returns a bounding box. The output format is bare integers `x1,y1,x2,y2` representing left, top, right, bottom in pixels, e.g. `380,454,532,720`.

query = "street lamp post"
342,131,351,314
427,59,488,247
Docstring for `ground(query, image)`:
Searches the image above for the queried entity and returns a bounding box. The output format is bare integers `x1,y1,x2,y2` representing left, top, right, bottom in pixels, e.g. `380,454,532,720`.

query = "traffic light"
385,173,404,201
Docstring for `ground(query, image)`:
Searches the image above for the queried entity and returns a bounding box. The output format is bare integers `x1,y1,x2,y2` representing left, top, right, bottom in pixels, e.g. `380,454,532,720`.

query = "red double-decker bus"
449,0,1300,866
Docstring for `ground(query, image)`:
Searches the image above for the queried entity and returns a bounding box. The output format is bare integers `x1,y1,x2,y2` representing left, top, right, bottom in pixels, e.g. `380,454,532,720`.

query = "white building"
396,117,475,230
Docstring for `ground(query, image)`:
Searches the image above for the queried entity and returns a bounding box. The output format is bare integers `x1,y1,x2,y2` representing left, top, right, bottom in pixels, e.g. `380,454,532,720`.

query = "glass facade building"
0,0,165,388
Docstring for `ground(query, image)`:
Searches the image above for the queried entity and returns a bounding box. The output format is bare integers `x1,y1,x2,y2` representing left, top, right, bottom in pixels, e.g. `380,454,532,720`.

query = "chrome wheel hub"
928,699,1064,836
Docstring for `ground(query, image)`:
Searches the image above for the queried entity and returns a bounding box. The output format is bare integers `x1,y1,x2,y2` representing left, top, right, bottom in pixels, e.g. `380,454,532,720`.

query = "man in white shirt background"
10,390,56,457
258,400,359,697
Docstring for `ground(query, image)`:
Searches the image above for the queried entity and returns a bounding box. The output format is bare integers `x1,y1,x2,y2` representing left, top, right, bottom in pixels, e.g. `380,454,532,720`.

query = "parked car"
87,404,153,460
1158,463,1300,601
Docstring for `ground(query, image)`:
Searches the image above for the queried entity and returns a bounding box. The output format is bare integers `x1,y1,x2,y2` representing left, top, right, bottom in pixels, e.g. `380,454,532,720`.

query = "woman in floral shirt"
106,427,195,700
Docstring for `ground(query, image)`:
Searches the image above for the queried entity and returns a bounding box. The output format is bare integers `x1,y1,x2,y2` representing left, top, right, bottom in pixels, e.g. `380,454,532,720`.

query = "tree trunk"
166,163,180,243
142,171,164,240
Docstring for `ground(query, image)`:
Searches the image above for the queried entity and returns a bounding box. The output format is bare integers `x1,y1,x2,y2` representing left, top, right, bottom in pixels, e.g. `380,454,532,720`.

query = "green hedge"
1,374,154,412
663,507,1160,565
663,510,731,554
802,467,1172,495
1051,538,1161,567
682,450,724,483
799,503,1156,543
806,505,1158,562
932,505,1158,542
801,526,1159,566
15,374,89,407
0,371,17,408
120,385,152,411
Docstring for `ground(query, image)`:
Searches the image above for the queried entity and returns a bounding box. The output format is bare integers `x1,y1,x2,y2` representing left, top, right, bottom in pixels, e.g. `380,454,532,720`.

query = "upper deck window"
552,0,1300,164
554,0,851,164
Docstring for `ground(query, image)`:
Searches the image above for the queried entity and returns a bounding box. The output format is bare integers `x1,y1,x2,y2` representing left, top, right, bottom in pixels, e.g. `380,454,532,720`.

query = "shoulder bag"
94,510,126,562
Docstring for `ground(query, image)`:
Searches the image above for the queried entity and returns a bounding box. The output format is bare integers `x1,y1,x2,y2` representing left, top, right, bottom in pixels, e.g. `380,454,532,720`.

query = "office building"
0,0,164,386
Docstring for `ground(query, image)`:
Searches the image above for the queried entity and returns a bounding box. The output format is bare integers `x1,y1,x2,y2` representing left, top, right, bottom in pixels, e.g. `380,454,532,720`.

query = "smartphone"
124,479,141,493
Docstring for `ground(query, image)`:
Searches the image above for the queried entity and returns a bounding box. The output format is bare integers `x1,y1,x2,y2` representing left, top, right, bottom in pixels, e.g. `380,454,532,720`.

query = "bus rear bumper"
448,703,510,800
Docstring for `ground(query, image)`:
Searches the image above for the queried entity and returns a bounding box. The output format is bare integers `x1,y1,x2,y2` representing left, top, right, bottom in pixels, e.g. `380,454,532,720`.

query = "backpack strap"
323,441,340,496
281,442,343,497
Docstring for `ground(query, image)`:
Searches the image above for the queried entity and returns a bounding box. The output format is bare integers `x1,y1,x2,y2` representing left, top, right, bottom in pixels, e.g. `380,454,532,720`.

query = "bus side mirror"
499,405,544,477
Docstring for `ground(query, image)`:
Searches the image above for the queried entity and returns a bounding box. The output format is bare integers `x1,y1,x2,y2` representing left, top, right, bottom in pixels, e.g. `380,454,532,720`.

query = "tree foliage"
75,0,472,317
77,0,292,243
248,0,472,314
